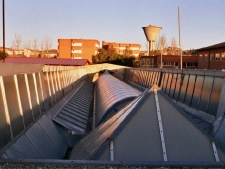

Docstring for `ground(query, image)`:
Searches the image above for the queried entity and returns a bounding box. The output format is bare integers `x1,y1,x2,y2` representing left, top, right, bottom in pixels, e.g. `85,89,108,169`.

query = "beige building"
102,41,141,57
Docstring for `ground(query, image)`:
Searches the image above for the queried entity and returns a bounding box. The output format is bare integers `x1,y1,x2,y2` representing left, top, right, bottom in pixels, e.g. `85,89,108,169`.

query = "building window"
204,54,208,62
129,47,140,50
215,53,220,61
199,54,203,62
141,59,146,65
210,53,215,61
72,50,82,53
72,42,82,46
119,47,126,50
163,62,175,66
184,62,198,67
72,56,82,59
221,52,225,60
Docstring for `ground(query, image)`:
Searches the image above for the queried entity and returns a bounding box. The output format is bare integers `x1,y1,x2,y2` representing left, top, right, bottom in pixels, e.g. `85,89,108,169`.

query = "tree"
39,39,44,58
170,37,177,55
23,40,31,49
123,46,133,57
92,48,118,63
92,47,136,67
0,51,8,61
13,33,22,56
32,39,38,57
43,37,52,58
156,34,167,50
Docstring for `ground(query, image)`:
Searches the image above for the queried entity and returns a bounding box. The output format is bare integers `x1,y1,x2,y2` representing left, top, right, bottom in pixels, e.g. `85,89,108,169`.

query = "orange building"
58,39,100,62
102,41,141,57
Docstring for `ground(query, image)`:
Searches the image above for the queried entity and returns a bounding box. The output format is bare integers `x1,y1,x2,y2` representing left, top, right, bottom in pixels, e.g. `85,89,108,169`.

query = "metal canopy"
52,81,94,133
95,72,141,125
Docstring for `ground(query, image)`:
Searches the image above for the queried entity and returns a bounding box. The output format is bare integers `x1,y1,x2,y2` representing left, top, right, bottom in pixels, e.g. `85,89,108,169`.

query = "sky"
0,1,225,50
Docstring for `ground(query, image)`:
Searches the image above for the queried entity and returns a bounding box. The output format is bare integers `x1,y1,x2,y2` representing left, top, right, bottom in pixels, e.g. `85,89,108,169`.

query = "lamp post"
178,6,182,70
2,0,5,62
160,45,163,69
179,45,182,69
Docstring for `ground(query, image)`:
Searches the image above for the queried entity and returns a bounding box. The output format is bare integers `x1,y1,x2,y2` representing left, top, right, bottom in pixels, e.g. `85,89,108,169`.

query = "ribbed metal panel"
69,89,225,162
96,72,141,125
53,81,93,133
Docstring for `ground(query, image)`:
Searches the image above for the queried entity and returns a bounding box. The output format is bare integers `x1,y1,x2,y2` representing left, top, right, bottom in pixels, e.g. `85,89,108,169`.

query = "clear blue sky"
0,0,225,50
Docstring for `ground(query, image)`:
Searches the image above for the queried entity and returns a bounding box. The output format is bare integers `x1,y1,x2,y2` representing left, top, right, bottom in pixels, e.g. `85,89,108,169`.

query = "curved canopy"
96,72,141,125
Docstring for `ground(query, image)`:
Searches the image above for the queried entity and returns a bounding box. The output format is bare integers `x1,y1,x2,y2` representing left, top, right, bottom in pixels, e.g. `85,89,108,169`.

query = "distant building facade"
102,41,141,57
196,42,225,70
58,39,100,62
140,55,198,69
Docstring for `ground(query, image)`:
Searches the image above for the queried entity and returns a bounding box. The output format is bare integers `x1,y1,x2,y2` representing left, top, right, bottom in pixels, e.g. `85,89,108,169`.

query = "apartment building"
102,41,141,57
58,39,100,62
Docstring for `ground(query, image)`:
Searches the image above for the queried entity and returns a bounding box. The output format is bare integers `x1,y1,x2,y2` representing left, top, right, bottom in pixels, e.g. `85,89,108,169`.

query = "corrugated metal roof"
69,89,225,163
52,81,94,133
96,71,141,125
3,57,90,66
69,91,145,160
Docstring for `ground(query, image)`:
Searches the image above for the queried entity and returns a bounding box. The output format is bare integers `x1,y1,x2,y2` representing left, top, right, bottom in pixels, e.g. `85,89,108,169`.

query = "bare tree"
170,37,177,55
43,37,52,58
32,39,38,57
11,41,16,56
156,34,167,54
23,40,31,49
171,37,177,48
13,33,22,56
39,39,44,58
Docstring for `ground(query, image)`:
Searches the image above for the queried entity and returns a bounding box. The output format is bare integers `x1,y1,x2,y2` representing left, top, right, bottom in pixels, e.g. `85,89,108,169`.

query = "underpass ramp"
52,80,94,134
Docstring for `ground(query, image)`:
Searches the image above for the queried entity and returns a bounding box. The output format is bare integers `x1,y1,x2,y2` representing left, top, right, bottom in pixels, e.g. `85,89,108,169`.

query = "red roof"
196,42,225,51
2,57,90,66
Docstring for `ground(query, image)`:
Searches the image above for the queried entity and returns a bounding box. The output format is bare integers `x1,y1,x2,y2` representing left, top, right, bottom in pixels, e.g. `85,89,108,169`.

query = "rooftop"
196,42,225,51
1,57,90,66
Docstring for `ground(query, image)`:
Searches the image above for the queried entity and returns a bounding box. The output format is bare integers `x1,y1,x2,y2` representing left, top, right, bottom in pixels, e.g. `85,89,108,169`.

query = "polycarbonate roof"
95,72,141,125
